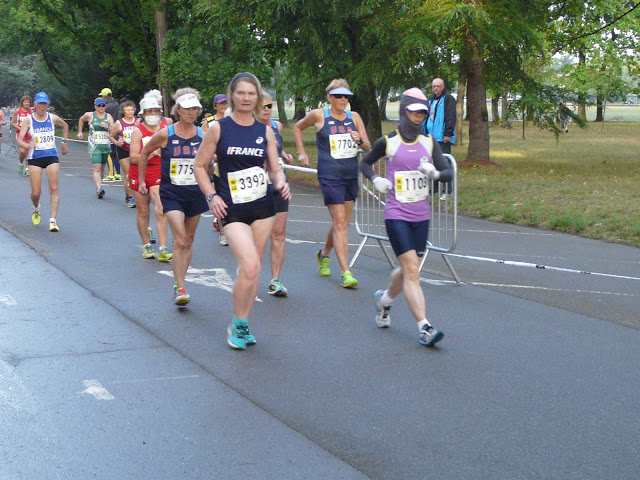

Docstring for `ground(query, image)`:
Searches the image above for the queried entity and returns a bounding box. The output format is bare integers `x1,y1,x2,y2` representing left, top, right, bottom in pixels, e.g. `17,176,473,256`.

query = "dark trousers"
434,141,452,195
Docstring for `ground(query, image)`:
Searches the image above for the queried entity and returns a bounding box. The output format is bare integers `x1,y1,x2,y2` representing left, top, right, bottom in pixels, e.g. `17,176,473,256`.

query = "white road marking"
79,379,115,401
0,294,17,306
158,267,263,302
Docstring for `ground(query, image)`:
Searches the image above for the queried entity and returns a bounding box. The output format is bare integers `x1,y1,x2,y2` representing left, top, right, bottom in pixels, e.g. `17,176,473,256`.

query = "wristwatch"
206,193,217,202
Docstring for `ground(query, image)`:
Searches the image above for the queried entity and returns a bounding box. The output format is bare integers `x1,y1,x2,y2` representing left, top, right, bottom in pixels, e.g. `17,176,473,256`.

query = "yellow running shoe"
142,244,155,259
32,206,41,225
340,270,358,289
316,250,330,276
158,246,173,262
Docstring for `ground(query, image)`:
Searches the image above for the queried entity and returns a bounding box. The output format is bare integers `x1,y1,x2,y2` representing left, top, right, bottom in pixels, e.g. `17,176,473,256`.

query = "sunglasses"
332,94,351,100
96,104,106,107
263,103,273,109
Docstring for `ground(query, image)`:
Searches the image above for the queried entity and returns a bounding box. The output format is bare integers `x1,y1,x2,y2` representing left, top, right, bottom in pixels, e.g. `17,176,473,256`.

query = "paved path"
1,129,639,479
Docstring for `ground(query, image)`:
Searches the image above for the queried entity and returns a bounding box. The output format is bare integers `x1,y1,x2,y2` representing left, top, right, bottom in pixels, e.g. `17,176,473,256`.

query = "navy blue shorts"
385,219,430,257
319,177,358,206
221,205,276,227
274,190,289,213
160,184,208,218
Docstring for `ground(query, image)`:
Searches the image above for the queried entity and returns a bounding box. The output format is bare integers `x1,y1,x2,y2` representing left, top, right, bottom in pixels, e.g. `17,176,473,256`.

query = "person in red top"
11,96,34,176
129,96,172,262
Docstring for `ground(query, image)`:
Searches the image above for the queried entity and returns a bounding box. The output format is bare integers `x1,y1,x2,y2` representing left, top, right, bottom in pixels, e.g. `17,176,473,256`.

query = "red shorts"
129,163,161,192
16,131,31,143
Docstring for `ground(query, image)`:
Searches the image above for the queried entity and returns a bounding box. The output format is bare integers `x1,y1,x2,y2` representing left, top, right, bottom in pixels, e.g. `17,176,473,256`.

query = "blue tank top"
316,108,358,180
270,119,283,157
29,113,58,160
160,124,202,194
216,116,274,210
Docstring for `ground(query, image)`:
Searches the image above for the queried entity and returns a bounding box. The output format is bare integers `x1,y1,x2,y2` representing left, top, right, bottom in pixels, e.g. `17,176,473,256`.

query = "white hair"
144,89,163,104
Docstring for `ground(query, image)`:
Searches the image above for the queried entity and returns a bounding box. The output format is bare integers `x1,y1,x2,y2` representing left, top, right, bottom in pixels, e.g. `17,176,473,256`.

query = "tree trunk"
595,96,603,122
501,86,510,128
378,88,389,121
491,96,499,124
350,83,382,142
293,95,306,121
577,50,587,121
273,62,288,126
465,34,490,163
456,75,466,146
155,0,169,113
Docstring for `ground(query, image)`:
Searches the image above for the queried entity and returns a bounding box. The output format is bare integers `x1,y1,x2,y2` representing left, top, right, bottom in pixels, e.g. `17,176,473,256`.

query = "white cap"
175,93,202,109
406,103,428,112
327,87,354,96
139,96,162,114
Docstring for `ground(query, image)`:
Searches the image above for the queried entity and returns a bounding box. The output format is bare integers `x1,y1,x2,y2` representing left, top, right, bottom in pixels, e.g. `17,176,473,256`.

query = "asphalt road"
1,129,639,480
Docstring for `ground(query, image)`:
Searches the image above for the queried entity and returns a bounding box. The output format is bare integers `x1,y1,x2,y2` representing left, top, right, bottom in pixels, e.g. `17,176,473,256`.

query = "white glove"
418,161,440,180
372,176,393,193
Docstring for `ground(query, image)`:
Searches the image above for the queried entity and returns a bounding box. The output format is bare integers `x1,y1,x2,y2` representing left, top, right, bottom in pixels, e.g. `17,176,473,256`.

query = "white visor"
139,97,162,114
176,93,202,109
406,103,428,112
327,87,354,96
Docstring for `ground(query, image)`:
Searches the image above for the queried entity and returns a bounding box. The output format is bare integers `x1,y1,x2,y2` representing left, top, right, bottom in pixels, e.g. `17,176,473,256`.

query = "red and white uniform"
117,117,137,152
128,123,165,192
15,107,34,141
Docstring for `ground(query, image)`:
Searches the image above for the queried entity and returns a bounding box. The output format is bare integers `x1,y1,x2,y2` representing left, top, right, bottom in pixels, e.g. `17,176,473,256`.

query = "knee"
271,228,286,246
174,235,193,252
49,184,59,197
239,258,261,282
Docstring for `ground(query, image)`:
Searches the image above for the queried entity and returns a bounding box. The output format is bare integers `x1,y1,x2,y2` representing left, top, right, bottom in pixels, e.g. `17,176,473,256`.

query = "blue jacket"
422,90,456,145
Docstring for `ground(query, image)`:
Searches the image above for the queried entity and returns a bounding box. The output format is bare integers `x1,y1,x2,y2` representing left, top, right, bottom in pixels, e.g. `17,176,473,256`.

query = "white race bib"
329,133,358,159
227,166,268,204
123,126,134,144
169,158,197,185
394,170,429,203
34,131,55,151
93,131,110,144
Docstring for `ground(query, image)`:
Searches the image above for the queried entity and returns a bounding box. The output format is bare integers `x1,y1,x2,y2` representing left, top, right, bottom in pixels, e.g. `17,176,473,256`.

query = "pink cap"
402,88,427,100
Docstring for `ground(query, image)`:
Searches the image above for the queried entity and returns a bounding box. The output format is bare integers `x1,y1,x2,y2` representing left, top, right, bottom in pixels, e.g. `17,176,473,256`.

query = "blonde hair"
227,72,264,118
171,87,202,121
325,78,351,93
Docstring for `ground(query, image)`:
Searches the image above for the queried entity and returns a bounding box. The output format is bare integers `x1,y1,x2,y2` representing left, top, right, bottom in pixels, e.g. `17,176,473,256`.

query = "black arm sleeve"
444,94,457,138
431,139,453,183
359,136,388,181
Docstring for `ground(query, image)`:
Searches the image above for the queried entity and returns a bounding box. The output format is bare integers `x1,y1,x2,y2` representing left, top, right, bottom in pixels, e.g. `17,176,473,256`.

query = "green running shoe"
268,279,288,297
340,270,358,289
142,244,155,259
316,250,330,276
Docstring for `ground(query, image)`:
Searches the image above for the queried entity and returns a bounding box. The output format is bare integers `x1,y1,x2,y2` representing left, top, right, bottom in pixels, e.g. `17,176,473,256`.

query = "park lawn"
281,119,640,248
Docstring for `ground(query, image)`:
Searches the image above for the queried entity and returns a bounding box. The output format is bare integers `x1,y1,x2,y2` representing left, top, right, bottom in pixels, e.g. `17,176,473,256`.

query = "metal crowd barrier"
4,126,20,159
350,153,461,284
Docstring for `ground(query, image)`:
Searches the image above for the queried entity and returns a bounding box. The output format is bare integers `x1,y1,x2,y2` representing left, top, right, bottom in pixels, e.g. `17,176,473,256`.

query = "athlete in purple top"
360,88,452,347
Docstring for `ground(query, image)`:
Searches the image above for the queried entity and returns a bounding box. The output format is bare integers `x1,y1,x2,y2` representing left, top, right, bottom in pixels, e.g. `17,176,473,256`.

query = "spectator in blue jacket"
423,78,456,198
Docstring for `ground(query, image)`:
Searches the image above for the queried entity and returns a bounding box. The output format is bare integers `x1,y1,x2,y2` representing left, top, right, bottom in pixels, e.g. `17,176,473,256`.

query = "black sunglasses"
332,94,351,100
96,104,106,107
263,103,273,109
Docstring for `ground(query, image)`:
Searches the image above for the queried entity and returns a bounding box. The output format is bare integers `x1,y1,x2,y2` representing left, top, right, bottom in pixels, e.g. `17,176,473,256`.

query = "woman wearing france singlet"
140,88,208,307
294,78,371,289
258,92,295,297
129,95,172,263
77,97,115,198
11,96,34,176
194,72,290,350
360,88,452,348
109,101,138,208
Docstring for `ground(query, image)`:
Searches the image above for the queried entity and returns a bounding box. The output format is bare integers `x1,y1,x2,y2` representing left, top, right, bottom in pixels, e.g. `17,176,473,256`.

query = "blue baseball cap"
34,92,50,104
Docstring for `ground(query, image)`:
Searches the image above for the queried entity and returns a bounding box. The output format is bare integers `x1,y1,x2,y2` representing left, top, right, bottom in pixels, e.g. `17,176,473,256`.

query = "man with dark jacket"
423,78,456,197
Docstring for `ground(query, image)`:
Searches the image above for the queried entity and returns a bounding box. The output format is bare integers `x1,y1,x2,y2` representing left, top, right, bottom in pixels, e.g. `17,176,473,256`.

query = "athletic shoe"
114,173,122,181
212,218,220,232
373,290,391,328
126,196,136,208
49,219,59,232
142,244,155,259
268,279,288,297
227,318,256,349
227,322,248,350
340,270,358,288
103,175,115,182
18,164,23,175
419,326,444,347
316,250,330,276
440,193,449,201
148,228,156,244
158,246,173,262
219,233,228,246
174,286,190,306
97,188,105,199
31,206,41,225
